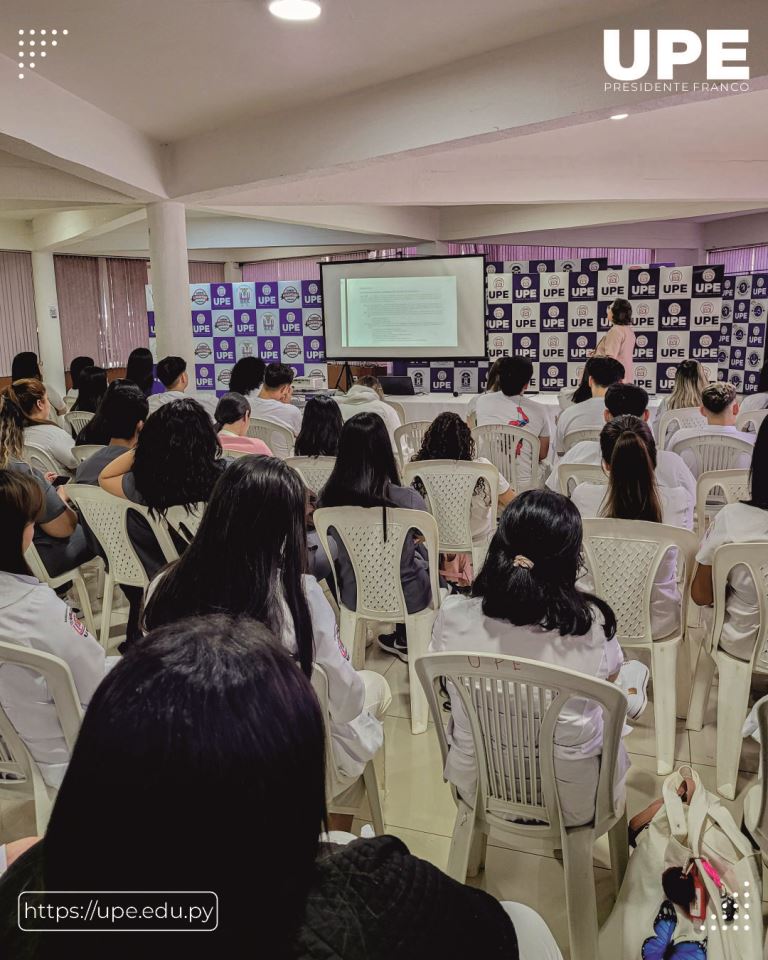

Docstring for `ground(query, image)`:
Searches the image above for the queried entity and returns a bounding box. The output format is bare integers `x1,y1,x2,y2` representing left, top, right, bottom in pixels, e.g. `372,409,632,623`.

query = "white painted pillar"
224,261,242,282
147,201,193,360
30,252,66,396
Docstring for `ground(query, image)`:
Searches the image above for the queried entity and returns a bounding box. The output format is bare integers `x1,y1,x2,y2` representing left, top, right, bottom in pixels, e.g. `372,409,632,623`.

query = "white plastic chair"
285,456,336,493
65,485,181,649
311,665,384,835
416,652,629,960
672,434,754,477
686,542,768,799
313,506,441,735
657,406,707,449
21,442,61,476
384,399,406,425
737,408,768,434
71,444,106,466
695,469,750,539
562,427,601,452
581,518,698,775
0,640,83,833
402,460,499,573
557,462,607,497
64,410,94,437
394,421,431,470
247,417,295,459
24,543,96,636
165,502,206,544
742,697,768,876
471,424,542,492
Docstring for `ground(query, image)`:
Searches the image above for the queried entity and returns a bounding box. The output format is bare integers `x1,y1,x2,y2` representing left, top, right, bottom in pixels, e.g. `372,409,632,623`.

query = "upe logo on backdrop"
191,288,209,305
214,315,233,332
195,343,212,359
305,313,323,331
603,30,750,88
280,286,300,304
283,341,302,359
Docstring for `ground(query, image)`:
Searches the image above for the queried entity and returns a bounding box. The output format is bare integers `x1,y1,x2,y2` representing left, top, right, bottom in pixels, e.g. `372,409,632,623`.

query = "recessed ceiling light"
610,113,629,120
268,0,321,21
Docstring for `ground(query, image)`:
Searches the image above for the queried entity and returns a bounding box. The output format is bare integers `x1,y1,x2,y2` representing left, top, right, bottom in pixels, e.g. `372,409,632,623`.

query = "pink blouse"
218,433,273,456
594,325,635,383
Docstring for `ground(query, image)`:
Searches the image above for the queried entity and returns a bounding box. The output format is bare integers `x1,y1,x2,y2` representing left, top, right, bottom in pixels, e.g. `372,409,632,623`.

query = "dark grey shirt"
73,445,126,486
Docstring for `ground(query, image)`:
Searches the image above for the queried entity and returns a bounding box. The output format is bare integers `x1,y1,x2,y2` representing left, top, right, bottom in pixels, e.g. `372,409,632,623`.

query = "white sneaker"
618,660,649,720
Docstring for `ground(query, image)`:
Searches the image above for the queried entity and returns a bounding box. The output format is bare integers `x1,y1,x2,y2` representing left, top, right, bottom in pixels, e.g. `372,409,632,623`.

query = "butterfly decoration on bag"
642,901,707,959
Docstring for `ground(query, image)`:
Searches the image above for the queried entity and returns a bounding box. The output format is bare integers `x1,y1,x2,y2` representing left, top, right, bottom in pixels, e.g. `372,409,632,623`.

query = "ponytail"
214,393,250,434
600,415,662,523
5,379,56,427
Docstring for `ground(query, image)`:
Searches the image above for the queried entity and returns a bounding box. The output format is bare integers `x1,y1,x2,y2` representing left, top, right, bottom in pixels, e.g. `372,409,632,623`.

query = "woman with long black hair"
213,392,272,456
144,455,390,787
228,355,266,400
125,347,157,398
71,365,108,415
65,355,95,405
430,488,628,828
294,394,343,458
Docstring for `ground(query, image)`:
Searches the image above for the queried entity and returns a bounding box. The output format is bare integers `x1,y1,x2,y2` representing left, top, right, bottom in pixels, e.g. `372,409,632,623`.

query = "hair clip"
513,555,534,569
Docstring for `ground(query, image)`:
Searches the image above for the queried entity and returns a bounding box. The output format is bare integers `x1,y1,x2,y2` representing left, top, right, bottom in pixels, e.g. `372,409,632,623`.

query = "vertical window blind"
0,251,38,378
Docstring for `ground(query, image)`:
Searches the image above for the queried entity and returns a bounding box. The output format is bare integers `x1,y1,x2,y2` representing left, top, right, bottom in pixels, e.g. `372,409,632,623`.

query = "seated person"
466,358,502,422
554,356,625,455
571,416,691,641
228,356,266,402
7,379,77,474
334,377,401,450
64,355,95,405
74,382,148,483
692,418,768,661
148,355,217,419
0,614,560,959
0,470,106,788
248,362,303,435
0,393,93,577
214,392,272,456
472,356,550,487
125,347,158,399
294,394,344,459
318,412,432,662
652,359,709,441
667,381,754,478
70,365,107,415
11,351,66,418
430,489,629,828
547,382,695,500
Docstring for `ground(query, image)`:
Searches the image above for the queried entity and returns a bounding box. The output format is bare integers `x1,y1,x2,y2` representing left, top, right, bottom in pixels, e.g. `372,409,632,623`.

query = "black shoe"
377,631,408,663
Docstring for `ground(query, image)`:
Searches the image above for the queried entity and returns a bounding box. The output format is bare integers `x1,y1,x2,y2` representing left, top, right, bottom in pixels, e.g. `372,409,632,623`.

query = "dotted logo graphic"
17,27,68,79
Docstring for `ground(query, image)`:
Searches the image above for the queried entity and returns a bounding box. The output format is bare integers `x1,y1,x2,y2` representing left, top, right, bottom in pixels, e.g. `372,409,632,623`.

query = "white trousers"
500,902,564,960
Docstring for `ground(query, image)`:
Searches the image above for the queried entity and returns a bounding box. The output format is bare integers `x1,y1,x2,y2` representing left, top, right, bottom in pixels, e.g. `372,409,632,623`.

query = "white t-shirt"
417,457,510,543
148,389,218,420
667,425,754,478
696,502,768,660
474,392,549,486
572,483,690,639
430,594,624,825
248,395,303,435
23,423,77,473
0,573,106,787
555,396,606,454
334,386,401,450
739,392,768,414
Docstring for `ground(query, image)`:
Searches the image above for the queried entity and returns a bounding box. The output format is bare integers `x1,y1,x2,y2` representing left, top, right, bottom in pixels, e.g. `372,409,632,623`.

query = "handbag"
599,766,762,959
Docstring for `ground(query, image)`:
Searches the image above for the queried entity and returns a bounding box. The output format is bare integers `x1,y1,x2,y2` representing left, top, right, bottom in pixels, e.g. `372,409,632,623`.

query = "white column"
31,252,66,397
147,201,193,360
224,261,242,282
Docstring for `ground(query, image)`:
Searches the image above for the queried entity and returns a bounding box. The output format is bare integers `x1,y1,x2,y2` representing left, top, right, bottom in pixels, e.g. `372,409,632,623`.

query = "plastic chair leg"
608,812,629,894
32,773,54,835
561,824,599,960
71,573,96,636
686,644,716,732
362,761,385,836
406,616,432,735
339,608,365,671
466,828,488,879
715,650,753,800
445,801,477,883
650,639,679,775
99,574,115,651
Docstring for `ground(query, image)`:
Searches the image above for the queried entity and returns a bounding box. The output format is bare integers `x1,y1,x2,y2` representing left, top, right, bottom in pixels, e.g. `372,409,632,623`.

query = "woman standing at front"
593,298,635,384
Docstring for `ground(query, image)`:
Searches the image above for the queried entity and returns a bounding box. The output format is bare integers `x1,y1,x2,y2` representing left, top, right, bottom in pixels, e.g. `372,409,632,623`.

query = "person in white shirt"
652,358,709,441
430,488,630,827
143,454,390,829
572,416,691,641
472,356,550,487
248,362,303,435
667,381,755,478
548,383,696,503
0,470,107,788
334,377,401,450
739,361,768,415
7,378,77,474
228,356,266,402
554,355,625,455
692,419,768,661
148,355,218,420
466,358,502,422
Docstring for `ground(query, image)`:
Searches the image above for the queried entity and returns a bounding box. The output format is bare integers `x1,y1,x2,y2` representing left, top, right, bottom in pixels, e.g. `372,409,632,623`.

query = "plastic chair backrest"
402,460,499,554
313,506,441,621
64,410,94,437
709,542,768,674
695,469,750,538
562,428,601,452
66,484,179,588
416,652,627,837
21,442,60,476
70,444,106,466
471,424,542,491
752,697,768,855
311,664,349,800
658,407,706,449
247,418,295,459
165,502,206,543
394,421,431,470
557,462,607,497
737,408,768,433
673,434,754,475
557,391,574,412
285,456,336,494
581,518,698,646
384,399,406,425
